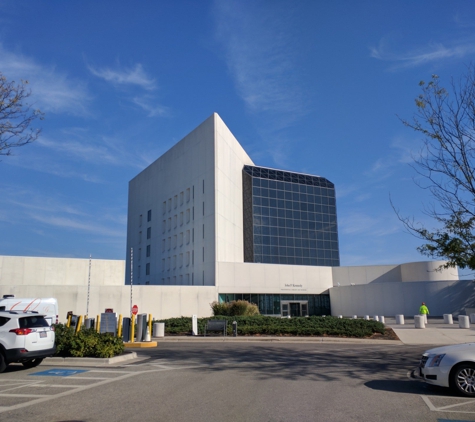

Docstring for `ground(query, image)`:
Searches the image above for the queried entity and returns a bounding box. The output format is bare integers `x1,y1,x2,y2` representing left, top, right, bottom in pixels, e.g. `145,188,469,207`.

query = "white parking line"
421,395,475,413
0,365,208,415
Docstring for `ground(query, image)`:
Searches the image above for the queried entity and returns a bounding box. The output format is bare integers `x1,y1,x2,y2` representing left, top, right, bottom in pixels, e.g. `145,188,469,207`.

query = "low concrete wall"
0,284,217,322
329,280,475,317
332,261,458,287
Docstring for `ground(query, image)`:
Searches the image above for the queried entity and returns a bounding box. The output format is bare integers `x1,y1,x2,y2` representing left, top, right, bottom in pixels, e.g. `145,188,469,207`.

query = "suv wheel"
0,353,6,373
22,358,43,369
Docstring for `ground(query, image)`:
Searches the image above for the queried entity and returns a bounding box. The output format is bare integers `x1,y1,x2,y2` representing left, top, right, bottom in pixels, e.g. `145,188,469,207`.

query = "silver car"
418,343,475,396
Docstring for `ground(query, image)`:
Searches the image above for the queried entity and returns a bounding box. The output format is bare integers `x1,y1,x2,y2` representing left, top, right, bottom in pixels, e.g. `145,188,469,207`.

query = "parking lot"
0,341,475,422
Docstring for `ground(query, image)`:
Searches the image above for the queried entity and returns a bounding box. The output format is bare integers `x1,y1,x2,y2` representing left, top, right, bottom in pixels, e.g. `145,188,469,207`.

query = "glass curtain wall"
218,293,331,316
243,165,340,267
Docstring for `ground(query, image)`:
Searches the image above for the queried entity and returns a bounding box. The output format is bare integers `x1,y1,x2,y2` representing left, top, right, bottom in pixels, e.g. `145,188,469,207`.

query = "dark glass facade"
243,165,340,267
218,293,331,316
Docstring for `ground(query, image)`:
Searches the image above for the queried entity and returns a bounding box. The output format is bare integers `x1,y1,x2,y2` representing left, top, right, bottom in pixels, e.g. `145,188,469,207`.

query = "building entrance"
281,301,308,317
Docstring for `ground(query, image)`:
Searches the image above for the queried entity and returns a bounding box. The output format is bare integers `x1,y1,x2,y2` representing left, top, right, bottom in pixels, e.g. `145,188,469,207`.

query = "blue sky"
1,0,474,277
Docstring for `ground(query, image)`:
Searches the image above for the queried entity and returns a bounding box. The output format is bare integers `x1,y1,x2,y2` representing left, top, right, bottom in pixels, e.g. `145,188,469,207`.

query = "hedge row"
54,324,125,358
156,316,385,338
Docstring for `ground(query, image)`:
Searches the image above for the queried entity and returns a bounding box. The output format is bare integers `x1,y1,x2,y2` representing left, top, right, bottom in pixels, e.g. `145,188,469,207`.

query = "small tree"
398,66,475,270
0,72,44,156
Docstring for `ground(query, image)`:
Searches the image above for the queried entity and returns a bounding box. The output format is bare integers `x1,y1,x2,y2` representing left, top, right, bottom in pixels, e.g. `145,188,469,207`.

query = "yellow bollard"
66,314,72,328
118,314,123,338
96,315,101,333
148,314,153,339
75,315,83,335
130,314,136,343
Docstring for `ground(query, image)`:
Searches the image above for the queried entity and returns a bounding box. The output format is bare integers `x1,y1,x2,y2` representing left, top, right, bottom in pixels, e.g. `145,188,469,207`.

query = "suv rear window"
19,316,49,328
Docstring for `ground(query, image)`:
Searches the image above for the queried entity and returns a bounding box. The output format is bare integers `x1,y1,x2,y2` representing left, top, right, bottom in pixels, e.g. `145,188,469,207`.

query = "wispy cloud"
213,1,304,118
0,44,91,116
88,63,156,91
30,214,124,238
88,62,169,118
0,186,125,238
370,38,475,70
132,95,169,117
339,212,400,237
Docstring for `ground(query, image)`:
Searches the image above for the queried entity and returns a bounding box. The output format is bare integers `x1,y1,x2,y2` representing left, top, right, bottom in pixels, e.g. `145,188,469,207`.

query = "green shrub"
156,315,386,338
54,324,125,358
211,300,260,316
210,301,230,316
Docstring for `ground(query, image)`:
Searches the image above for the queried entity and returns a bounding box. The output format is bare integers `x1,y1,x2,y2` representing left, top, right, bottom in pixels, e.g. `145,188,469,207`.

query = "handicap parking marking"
30,368,88,377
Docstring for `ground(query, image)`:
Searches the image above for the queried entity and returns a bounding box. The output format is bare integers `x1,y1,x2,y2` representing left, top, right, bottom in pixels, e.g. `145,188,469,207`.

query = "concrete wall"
217,262,333,294
1,284,217,322
0,255,216,321
126,113,217,286
329,279,475,317
332,261,458,286
214,114,254,265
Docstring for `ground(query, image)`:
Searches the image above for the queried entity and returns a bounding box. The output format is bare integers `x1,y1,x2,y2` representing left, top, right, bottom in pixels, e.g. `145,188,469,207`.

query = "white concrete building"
0,113,468,320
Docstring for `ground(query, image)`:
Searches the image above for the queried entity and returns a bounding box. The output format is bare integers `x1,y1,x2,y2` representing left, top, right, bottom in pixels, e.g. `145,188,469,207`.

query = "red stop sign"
132,305,138,315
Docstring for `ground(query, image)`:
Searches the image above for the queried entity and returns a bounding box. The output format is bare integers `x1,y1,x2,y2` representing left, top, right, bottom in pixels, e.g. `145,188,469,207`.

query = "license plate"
39,331,47,338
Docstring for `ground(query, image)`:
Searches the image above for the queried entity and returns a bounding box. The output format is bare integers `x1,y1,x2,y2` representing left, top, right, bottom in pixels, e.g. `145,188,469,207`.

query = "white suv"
0,311,56,373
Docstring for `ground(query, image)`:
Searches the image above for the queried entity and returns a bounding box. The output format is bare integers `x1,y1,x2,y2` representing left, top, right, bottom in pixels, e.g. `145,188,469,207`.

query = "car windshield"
19,316,49,328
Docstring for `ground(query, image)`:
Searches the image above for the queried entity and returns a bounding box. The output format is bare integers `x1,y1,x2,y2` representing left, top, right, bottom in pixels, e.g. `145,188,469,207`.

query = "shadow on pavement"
365,379,450,396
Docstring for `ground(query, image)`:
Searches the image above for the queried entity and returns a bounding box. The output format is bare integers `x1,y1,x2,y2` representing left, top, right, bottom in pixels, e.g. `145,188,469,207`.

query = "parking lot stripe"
0,394,48,398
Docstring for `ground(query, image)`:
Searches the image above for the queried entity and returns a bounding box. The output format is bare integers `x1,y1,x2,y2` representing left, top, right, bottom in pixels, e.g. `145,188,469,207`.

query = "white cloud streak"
0,186,125,238
0,44,91,116
88,63,156,91
213,0,304,117
370,39,475,70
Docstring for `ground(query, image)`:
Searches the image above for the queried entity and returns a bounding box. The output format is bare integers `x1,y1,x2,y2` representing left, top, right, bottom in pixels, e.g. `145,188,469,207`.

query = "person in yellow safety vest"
419,302,429,324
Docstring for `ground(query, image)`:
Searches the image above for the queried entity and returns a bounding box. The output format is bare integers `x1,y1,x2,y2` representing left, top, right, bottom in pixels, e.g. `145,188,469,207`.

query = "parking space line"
422,395,475,414
67,376,111,380
0,371,139,414
0,383,43,393
0,394,49,398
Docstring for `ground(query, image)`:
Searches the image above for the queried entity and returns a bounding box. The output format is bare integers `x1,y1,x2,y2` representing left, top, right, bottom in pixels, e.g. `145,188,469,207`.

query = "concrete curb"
153,336,403,345
44,352,138,367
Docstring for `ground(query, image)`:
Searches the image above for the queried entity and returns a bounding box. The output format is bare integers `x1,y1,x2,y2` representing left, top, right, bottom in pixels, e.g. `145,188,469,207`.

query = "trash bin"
153,322,165,337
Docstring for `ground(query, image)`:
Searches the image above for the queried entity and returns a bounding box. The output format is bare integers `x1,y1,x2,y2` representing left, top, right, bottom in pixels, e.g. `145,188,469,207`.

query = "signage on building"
280,281,307,292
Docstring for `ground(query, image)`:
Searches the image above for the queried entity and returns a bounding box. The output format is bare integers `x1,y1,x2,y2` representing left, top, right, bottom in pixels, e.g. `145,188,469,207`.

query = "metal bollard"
232,321,237,337
396,314,405,325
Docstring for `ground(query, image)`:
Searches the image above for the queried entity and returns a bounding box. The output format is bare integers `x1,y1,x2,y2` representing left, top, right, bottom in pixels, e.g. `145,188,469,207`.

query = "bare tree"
398,66,475,270
0,72,44,156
